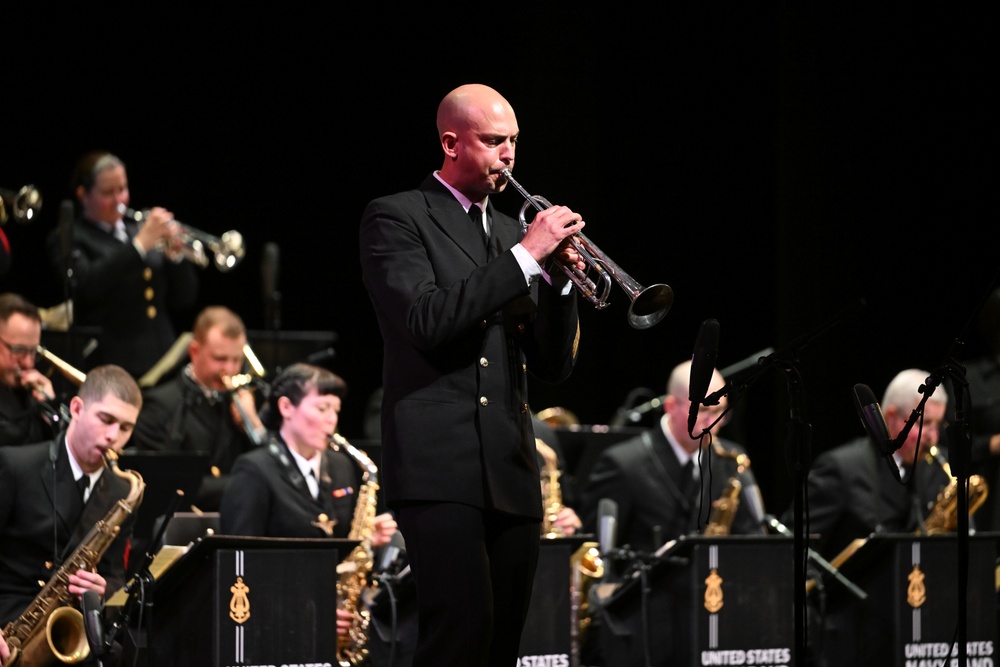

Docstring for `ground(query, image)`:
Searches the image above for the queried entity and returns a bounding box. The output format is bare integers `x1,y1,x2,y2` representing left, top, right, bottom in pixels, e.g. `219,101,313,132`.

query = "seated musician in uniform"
0,293,58,448
579,358,766,667
788,368,954,665
218,363,397,639
0,365,144,664
130,306,263,511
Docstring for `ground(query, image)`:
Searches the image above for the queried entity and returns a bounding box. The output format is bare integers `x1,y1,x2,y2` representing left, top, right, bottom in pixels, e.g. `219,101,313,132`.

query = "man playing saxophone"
0,364,144,665
578,358,765,667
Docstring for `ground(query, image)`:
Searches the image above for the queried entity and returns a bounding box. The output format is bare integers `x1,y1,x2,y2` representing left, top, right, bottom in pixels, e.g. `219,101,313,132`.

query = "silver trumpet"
501,169,673,330
0,185,42,224
118,204,245,272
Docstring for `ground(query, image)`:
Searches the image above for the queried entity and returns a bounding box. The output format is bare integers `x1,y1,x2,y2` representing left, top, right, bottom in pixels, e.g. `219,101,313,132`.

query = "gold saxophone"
329,433,378,667
534,438,604,648
2,450,145,666
921,446,989,535
702,444,751,536
703,477,743,536
537,438,566,540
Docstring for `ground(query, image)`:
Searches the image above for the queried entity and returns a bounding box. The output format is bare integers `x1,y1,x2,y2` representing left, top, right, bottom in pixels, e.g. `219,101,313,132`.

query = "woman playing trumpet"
44,150,199,379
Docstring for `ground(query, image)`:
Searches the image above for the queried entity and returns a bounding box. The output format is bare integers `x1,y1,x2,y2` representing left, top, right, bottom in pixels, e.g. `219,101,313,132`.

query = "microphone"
377,531,405,574
688,319,720,437
741,479,768,533
81,590,107,660
852,384,893,455
597,497,618,558
261,242,281,330
852,383,902,482
58,199,75,270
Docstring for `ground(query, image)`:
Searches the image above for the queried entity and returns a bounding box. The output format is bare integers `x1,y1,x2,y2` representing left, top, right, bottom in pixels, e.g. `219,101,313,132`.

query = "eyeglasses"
0,336,38,358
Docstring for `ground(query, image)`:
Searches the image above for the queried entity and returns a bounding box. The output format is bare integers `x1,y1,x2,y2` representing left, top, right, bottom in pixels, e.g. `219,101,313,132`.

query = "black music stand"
815,532,999,665
119,535,358,667
599,535,796,667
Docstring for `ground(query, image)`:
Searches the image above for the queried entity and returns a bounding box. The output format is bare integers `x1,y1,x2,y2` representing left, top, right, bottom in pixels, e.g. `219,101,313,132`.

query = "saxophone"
2,449,145,666
534,438,604,650
921,446,989,535
536,438,565,539
702,443,752,536
703,477,742,536
329,433,378,667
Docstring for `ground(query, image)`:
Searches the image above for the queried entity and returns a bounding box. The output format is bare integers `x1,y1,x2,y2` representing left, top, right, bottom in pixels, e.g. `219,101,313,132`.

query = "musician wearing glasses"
0,293,57,448
359,83,585,667
45,150,199,379
130,306,264,512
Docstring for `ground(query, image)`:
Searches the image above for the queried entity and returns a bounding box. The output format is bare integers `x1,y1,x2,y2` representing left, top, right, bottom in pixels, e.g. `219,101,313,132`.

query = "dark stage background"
1,7,988,517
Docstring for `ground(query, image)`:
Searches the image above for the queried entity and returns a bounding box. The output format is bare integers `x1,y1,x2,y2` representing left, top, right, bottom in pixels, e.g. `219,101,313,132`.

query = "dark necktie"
77,474,91,502
679,460,695,494
469,204,489,251
309,469,320,500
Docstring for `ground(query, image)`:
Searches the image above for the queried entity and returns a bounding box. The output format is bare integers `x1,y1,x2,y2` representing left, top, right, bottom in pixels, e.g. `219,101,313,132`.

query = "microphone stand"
701,299,865,664
892,359,972,666
104,490,185,665
597,545,660,667
371,564,405,666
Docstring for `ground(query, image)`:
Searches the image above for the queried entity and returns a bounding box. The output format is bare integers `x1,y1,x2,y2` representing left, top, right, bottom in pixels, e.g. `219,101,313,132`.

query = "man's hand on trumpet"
519,205,584,265
221,374,266,445
16,367,55,403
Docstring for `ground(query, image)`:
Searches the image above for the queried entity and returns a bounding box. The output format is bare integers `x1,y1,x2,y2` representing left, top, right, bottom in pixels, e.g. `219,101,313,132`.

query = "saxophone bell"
1,447,144,666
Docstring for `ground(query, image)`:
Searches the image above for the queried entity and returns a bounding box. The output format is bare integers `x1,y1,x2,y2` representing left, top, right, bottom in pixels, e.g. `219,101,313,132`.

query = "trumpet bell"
629,283,674,330
0,184,42,225
190,229,245,272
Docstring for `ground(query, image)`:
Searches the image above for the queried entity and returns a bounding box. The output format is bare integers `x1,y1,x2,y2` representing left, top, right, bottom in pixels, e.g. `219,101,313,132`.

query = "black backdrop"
1,6,989,516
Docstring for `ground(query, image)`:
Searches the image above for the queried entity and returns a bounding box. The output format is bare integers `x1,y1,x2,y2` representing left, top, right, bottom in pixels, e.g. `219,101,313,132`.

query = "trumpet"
0,185,42,224
37,345,87,386
500,169,673,330
118,204,245,272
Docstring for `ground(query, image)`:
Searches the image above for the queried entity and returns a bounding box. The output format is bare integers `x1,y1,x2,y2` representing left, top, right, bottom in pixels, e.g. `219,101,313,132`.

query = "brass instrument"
2,450,145,666
535,406,580,428
221,374,264,447
37,346,87,387
329,433,379,667
0,185,42,224
118,204,245,272
921,445,989,535
537,438,566,539
501,169,673,330
703,477,743,536
534,438,604,651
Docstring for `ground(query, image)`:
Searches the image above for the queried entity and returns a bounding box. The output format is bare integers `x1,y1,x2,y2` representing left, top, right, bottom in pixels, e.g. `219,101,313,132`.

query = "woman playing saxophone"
218,364,397,643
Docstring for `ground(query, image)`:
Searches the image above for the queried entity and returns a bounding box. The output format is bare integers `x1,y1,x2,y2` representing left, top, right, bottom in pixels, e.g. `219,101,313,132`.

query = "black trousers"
395,501,539,667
